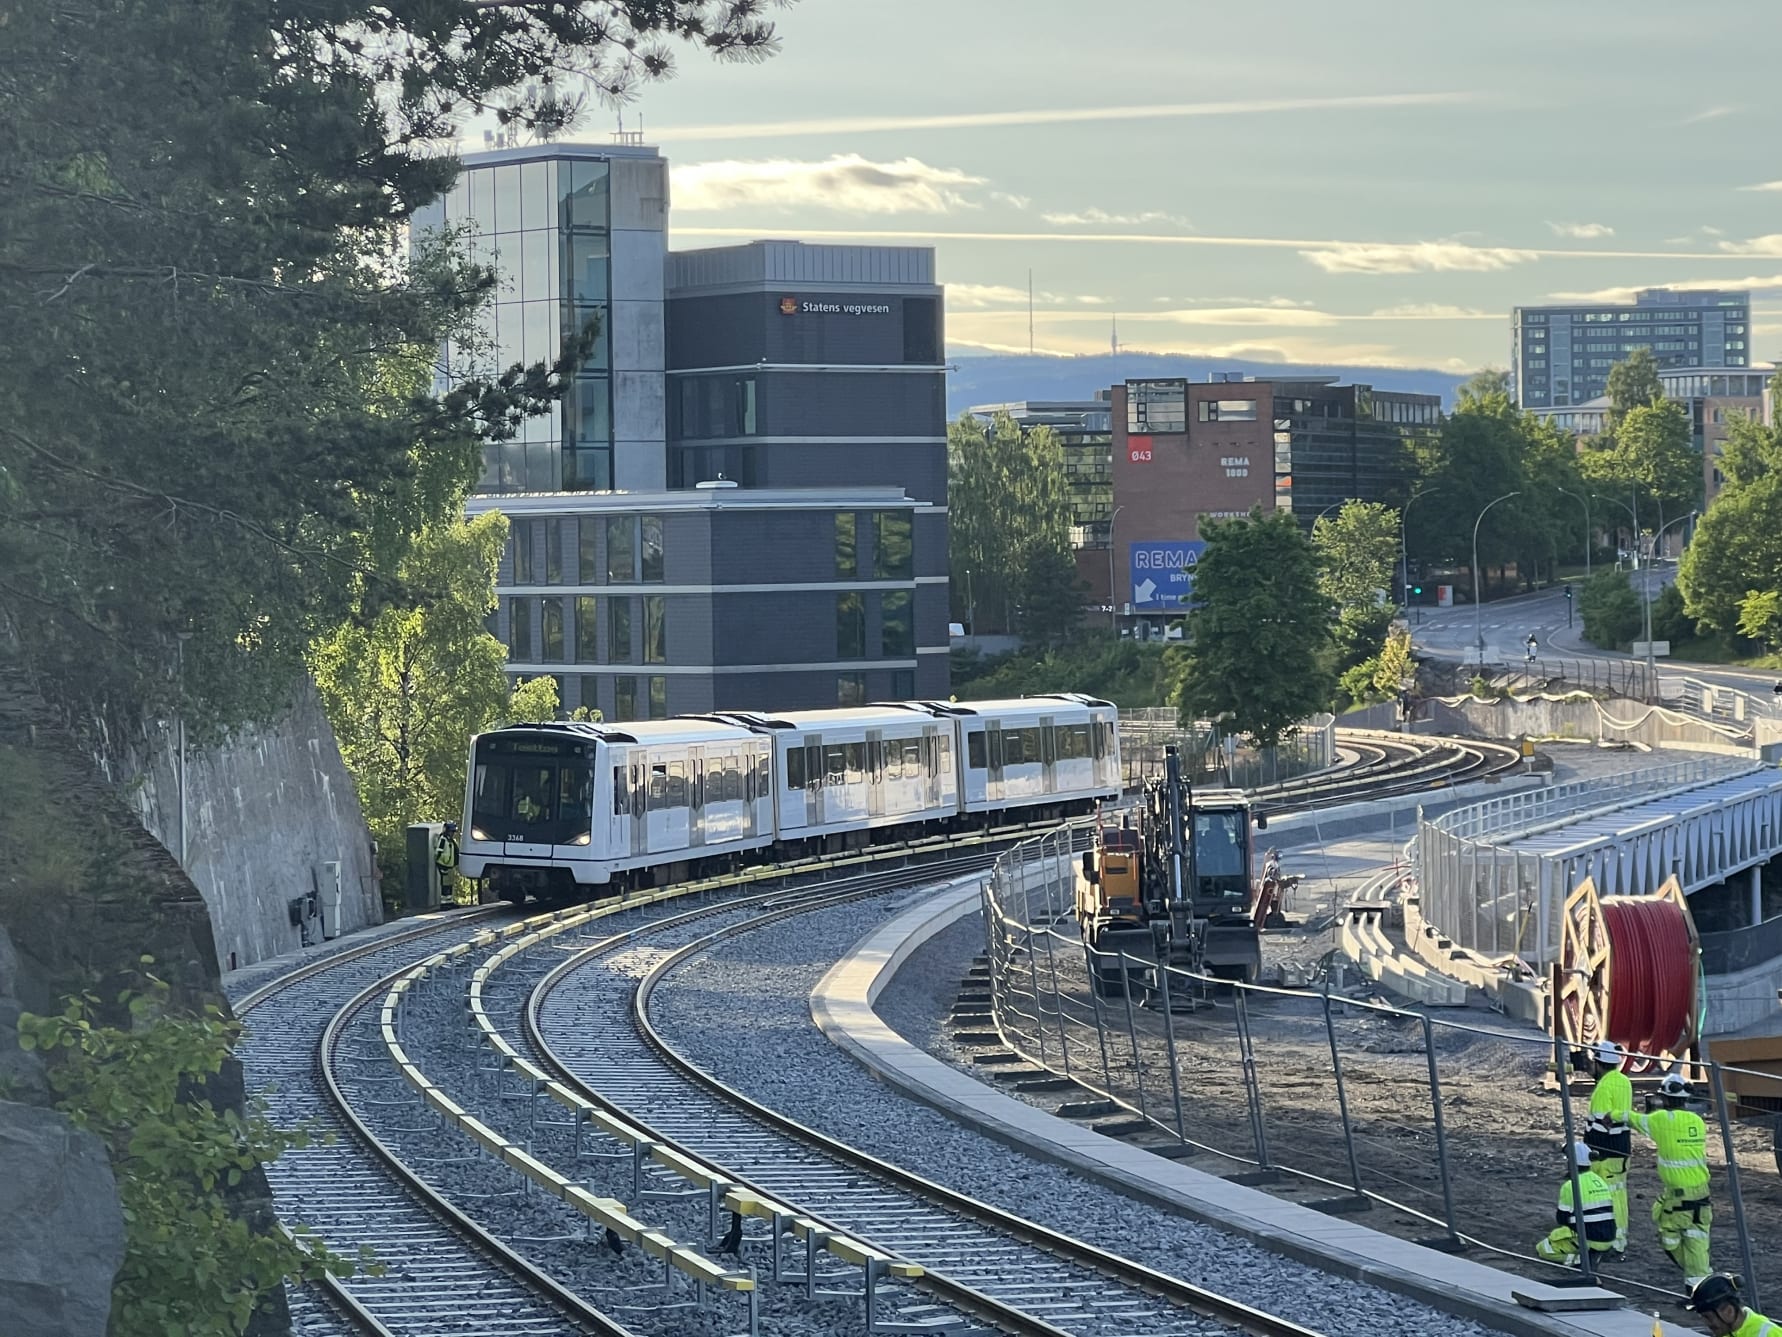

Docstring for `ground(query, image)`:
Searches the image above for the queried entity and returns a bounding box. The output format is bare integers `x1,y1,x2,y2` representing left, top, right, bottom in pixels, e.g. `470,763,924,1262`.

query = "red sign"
1128,434,1154,464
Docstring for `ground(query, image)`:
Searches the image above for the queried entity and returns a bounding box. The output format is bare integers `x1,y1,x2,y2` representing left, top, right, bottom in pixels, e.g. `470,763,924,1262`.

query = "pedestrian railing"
981,827,1771,1310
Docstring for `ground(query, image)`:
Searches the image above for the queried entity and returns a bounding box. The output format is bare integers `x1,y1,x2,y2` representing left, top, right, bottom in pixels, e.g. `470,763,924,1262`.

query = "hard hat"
1592,1039,1624,1067
1660,1073,1692,1098
1688,1274,1741,1314
1569,1140,1594,1168
443,820,459,835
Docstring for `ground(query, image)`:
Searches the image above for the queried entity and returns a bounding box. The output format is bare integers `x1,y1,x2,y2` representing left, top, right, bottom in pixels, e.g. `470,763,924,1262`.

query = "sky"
507,0,1782,374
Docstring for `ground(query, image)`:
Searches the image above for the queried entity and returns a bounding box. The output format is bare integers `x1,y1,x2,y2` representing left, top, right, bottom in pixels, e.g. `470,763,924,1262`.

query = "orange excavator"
1076,744,1297,993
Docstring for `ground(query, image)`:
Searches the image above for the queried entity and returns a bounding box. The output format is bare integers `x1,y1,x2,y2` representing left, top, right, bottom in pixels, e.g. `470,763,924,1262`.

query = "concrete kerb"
812,881,1691,1337
1263,772,1548,840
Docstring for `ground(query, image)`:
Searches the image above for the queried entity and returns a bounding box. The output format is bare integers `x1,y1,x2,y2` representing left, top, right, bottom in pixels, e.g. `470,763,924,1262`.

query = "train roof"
689,705,945,734
904,693,1116,718
481,719,756,747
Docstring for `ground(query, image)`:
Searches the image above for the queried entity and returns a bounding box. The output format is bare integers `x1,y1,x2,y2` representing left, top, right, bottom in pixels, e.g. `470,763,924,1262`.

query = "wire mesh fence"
980,826,1777,1310
1118,712,1336,791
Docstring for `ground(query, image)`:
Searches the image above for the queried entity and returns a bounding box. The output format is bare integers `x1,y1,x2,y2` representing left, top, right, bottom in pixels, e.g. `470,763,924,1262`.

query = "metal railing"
1429,758,1749,842
980,828,1771,1311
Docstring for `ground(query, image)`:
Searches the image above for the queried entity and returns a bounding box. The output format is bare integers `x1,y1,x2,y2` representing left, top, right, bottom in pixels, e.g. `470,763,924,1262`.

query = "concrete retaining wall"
1425,692,1752,755
91,681,382,972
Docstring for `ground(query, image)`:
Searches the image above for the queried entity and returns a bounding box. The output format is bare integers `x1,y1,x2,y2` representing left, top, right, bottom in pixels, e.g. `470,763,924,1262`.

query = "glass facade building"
411,142,667,494
967,399,1115,549
1512,288,1750,409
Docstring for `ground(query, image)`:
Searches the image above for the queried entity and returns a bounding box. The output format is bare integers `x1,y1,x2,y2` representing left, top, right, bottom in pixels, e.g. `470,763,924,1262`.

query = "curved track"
516,876,1328,1337
1252,731,1522,816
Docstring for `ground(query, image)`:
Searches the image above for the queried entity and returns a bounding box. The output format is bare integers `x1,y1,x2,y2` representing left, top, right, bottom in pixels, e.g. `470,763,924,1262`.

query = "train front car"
460,718,774,904
910,693,1122,825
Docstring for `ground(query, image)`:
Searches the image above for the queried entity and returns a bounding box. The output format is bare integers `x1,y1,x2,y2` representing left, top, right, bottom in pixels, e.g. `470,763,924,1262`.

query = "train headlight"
470,827,490,841
569,832,592,846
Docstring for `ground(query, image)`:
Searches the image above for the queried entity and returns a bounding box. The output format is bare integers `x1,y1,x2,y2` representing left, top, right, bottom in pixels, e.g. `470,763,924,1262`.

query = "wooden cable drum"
1555,875,1701,1071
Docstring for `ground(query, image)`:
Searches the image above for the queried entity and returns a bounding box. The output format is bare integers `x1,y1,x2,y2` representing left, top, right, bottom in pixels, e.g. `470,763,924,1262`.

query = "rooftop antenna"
1027,269,1034,355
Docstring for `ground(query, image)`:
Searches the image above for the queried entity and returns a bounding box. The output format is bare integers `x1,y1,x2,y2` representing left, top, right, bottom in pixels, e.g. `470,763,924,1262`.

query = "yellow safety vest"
1730,1312,1780,1337
1631,1106,1709,1196
435,834,458,872
1586,1068,1633,1158
1557,1169,1617,1246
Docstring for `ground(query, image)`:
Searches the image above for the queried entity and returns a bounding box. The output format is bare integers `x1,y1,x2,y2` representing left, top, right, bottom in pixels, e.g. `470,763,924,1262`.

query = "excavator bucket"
1198,924,1261,982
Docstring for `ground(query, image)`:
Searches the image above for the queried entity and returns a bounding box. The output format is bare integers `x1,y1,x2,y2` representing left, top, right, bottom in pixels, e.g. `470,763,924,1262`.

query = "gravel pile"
649,887,1498,1337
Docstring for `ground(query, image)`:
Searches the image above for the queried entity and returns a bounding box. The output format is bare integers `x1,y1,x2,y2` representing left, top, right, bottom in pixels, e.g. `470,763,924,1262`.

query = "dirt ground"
962,921,1781,1329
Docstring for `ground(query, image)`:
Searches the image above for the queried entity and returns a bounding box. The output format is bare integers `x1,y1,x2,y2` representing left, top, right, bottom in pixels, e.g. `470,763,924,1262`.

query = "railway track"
505,871,1330,1337
1252,731,1522,817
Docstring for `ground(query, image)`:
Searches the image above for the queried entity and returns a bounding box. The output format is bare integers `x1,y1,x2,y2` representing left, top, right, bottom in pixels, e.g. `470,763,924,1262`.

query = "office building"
414,141,951,713
1513,289,1750,409
1108,375,1438,624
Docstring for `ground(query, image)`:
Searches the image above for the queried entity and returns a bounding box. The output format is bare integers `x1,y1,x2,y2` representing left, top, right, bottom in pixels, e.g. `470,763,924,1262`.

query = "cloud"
1367,303,1495,319
1548,221,1615,239
946,282,1110,309
1157,306,1338,328
989,191,1031,209
654,91,1476,143
670,154,986,215
1683,106,1735,124
1041,207,1193,228
1718,235,1782,257
1300,240,1538,274
1738,181,1782,193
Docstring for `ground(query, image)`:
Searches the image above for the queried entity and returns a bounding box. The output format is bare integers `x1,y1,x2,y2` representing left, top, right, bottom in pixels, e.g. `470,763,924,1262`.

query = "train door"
985,722,1004,808
629,758,646,858
689,748,706,849
1040,714,1057,797
606,748,627,855
866,730,885,820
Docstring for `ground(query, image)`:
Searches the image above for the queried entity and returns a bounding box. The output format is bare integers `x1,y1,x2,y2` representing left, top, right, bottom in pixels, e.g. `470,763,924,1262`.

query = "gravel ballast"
648,885,1496,1337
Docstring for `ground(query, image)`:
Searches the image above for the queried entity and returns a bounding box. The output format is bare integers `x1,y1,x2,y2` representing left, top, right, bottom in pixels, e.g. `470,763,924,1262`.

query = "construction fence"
981,824,1777,1311
1119,710,1336,791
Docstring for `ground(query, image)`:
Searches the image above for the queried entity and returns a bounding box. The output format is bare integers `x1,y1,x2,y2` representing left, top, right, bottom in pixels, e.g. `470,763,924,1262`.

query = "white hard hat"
1570,1140,1594,1168
1592,1040,1624,1067
1660,1073,1692,1098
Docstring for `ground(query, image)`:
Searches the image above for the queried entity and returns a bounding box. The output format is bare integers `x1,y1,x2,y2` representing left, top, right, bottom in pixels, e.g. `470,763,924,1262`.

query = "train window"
967,731,986,769
559,767,592,822
1001,731,1023,766
937,734,951,778
787,746,806,791
612,765,627,815
667,761,686,807
902,739,921,779
846,743,866,784
756,752,770,800
825,746,846,787
648,764,667,811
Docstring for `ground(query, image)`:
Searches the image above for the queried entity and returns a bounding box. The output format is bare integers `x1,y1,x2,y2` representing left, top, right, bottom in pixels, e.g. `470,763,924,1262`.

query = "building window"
610,598,633,661
835,513,857,578
606,515,634,583
737,378,757,435
578,674,601,718
508,597,532,660
891,670,915,699
575,596,599,662
640,515,664,583
545,520,564,584
540,598,564,662
837,593,865,659
882,591,913,657
1197,399,1258,422
874,512,913,579
1127,379,1186,433
837,673,866,707
513,520,536,584
643,596,666,664
648,676,667,720
615,675,637,721
578,517,599,582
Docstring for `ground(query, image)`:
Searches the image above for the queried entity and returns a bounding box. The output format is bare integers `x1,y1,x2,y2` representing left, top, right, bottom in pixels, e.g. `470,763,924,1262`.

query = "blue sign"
1129,540,1205,611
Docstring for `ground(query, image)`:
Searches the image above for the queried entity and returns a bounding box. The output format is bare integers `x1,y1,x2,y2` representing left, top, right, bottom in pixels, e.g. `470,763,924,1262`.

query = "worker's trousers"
1594,1155,1628,1250
1534,1224,1612,1268
1652,1188,1712,1280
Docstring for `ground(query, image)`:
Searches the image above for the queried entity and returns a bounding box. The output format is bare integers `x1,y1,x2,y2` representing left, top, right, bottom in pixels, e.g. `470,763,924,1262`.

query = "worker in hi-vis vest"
1688,1274,1778,1337
1533,1141,1616,1267
434,820,461,909
1580,1039,1633,1252
1632,1072,1712,1289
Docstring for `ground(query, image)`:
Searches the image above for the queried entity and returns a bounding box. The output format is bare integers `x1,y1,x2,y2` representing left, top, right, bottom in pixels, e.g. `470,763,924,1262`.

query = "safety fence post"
1157,962,1187,1146
1232,988,1273,1172
1706,1058,1761,1314
1118,949,1149,1127
1322,985,1365,1203
1424,1014,1463,1251
1548,1031,1595,1284
1081,939,1115,1091
1040,917,1072,1078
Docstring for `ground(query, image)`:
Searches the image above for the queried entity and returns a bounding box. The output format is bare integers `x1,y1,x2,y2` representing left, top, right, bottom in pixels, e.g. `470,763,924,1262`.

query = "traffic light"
1411,584,1423,597
1565,586,1574,601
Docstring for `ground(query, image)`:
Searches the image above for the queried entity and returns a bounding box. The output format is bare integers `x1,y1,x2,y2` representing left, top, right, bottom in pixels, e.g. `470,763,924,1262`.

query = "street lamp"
1107,504,1126,634
1400,487,1440,623
1472,491,1521,666
1642,511,1698,688
1555,486,1590,579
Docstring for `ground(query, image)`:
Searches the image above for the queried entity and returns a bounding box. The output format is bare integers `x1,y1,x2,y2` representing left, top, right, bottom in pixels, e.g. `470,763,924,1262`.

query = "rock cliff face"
0,929,125,1337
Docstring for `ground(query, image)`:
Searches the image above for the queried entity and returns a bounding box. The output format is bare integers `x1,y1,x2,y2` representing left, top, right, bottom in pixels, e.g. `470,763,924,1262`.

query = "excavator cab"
1179,791,1263,981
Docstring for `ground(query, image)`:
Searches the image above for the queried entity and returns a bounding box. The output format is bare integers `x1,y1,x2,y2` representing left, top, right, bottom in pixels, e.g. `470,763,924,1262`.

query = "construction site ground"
880,744,1779,1330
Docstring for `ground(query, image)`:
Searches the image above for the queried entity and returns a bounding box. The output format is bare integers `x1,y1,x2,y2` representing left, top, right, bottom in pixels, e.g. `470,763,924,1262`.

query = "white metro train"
457,694,1122,903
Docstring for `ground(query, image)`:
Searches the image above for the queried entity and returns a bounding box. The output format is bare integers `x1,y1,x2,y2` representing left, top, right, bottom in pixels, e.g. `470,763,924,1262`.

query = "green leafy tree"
1679,475,1782,634
19,975,363,1336
1606,348,1664,427
1373,626,1414,695
1716,397,1782,488
1165,508,1333,747
1456,368,1513,402
310,512,561,856
1737,590,1782,654
1579,569,1643,649
1649,582,1693,644
948,413,1083,643
1314,501,1399,670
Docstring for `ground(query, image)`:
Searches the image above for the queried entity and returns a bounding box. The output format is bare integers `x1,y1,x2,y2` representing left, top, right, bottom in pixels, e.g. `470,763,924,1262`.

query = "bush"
950,637,1170,709
1579,569,1643,649
19,972,364,1334
1650,582,1693,644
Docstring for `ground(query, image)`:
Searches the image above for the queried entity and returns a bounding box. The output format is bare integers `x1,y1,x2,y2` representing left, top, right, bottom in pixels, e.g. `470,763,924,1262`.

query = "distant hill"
945,350,1471,419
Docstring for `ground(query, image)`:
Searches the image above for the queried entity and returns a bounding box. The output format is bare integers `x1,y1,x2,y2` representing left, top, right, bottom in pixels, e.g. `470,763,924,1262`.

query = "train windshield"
1191,809,1249,912
470,734,594,845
